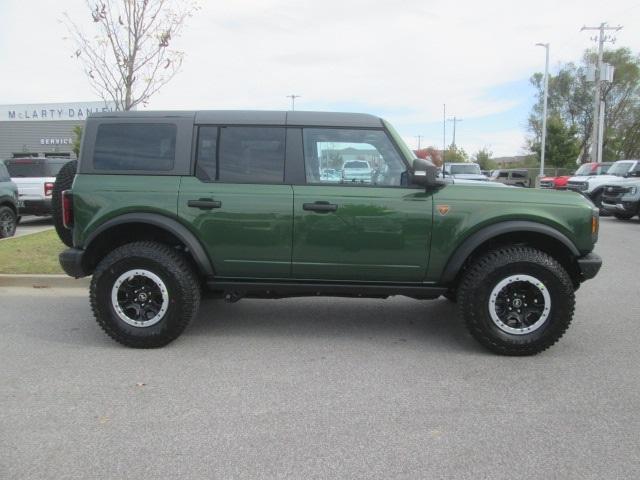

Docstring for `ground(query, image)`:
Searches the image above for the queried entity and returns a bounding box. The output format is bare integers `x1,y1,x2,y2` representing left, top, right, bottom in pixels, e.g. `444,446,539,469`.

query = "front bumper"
601,200,637,215
59,248,88,278
577,252,602,281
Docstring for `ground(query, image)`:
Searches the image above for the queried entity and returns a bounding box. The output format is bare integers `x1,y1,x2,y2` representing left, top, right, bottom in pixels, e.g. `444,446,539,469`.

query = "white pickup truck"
566,159,640,211
4,157,69,217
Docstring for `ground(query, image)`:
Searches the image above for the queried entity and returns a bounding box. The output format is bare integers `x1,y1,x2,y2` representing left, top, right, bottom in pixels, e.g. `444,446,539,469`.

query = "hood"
452,173,488,181
568,174,623,183
452,178,508,187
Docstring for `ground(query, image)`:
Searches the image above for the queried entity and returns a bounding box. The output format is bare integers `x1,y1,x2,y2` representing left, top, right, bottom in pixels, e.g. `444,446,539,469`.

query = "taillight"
62,190,74,229
44,182,54,196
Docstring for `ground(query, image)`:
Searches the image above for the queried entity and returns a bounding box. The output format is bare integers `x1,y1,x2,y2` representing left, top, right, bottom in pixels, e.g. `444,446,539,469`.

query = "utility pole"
286,94,301,111
415,135,423,150
442,104,446,165
448,116,463,148
581,23,622,162
536,42,549,177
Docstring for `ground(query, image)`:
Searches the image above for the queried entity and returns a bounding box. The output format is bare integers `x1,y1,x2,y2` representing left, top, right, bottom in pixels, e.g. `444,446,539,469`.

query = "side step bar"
205,279,447,301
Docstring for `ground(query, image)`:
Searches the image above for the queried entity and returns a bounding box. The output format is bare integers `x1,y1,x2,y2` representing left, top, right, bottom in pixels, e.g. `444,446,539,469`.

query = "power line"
580,22,623,162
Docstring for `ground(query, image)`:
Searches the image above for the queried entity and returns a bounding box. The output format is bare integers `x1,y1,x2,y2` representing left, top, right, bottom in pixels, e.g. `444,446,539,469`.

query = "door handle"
188,198,222,210
303,201,338,213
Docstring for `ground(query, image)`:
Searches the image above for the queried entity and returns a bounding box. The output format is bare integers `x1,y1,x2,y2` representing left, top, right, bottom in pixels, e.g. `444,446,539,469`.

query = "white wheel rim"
488,274,551,335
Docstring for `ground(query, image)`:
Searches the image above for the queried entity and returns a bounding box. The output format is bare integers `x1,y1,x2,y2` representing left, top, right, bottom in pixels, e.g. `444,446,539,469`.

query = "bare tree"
63,0,199,110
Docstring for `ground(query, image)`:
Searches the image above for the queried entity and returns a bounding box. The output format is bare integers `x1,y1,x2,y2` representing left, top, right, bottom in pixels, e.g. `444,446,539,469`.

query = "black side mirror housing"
411,158,444,189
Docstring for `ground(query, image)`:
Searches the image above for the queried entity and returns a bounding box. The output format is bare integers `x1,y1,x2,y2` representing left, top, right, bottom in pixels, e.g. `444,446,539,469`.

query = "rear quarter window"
94,123,177,171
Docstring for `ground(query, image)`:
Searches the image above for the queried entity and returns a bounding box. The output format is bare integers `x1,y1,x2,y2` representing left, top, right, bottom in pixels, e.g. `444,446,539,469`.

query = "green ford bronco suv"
57,110,602,355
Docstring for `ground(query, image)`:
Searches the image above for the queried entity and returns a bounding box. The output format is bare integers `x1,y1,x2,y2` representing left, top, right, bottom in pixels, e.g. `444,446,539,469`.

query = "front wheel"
458,246,575,356
90,241,201,348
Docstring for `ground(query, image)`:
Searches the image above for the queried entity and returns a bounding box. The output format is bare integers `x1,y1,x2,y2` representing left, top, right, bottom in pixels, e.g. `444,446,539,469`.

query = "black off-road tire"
613,212,635,220
90,241,201,348
442,289,457,303
52,160,77,247
0,206,17,238
458,246,575,356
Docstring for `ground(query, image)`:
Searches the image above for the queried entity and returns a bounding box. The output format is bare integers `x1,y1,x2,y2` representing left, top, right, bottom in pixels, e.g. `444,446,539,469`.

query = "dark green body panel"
292,185,433,282
177,177,293,278
0,181,18,208
72,175,181,247
71,174,596,285
426,184,596,282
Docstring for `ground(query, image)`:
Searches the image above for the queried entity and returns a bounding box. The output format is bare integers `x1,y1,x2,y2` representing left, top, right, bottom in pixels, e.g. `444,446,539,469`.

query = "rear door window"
196,126,286,184
93,123,177,171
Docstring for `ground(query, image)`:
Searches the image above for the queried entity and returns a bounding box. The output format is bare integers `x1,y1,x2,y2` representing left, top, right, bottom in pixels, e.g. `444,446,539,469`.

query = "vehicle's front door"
292,128,434,283
178,126,293,279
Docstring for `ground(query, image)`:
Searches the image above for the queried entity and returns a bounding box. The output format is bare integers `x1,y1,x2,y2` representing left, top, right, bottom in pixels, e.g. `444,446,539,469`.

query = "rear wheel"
0,206,17,238
90,241,201,348
52,160,77,247
458,246,575,356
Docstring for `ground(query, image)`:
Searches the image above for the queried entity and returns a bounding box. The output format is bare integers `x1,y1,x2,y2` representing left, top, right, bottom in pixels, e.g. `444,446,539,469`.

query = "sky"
1,0,639,157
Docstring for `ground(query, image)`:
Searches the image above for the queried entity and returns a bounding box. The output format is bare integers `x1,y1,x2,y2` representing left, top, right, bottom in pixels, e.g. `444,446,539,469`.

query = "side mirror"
411,158,443,189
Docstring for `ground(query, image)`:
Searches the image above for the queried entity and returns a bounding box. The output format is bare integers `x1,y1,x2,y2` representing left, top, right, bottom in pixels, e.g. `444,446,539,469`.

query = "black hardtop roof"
88,110,384,128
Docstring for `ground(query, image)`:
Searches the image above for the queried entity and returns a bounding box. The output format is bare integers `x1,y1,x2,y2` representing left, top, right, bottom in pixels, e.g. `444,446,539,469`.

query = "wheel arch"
441,221,581,287
0,197,18,216
82,213,214,277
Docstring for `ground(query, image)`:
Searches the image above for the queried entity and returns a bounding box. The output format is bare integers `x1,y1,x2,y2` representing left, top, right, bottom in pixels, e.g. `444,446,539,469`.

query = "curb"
0,274,90,289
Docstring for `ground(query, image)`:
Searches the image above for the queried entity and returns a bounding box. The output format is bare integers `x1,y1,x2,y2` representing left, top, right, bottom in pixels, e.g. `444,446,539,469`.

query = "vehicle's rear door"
291,128,433,283
178,125,293,279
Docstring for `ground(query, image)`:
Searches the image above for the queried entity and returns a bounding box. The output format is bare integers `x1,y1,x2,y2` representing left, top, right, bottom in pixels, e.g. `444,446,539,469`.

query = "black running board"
205,279,447,300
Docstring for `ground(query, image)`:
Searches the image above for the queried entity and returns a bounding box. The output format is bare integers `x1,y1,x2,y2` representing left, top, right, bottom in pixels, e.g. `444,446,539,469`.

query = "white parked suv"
442,162,488,181
4,157,69,216
342,160,372,183
566,159,640,211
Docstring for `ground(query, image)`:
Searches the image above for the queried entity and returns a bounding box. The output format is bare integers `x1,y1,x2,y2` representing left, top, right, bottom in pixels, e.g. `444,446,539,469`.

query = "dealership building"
0,101,116,160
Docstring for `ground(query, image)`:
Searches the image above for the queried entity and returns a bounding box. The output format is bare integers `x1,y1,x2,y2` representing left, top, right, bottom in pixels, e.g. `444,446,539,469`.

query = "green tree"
473,147,495,170
72,125,83,158
529,47,640,162
443,145,468,163
530,116,580,168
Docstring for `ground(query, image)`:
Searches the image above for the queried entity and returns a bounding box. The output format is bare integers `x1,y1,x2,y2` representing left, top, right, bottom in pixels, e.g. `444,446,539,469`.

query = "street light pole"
536,42,549,177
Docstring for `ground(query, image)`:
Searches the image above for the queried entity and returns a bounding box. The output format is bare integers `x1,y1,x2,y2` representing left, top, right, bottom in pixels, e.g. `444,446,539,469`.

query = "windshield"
450,164,481,175
343,161,369,169
6,159,65,177
574,164,594,176
607,161,635,176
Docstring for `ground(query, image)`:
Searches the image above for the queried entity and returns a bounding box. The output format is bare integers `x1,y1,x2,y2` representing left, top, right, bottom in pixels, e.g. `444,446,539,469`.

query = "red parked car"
540,162,612,189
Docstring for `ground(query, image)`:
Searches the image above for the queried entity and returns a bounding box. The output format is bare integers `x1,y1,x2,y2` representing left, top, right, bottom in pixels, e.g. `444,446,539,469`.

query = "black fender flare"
84,213,214,276
441,220,580,284
0,196,18,215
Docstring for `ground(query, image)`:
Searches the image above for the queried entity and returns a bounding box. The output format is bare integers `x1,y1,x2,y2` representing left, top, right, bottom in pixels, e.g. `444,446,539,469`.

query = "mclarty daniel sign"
1,101,117,121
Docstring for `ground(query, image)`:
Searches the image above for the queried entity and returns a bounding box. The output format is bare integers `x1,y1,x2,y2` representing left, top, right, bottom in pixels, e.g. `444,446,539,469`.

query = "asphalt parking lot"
1,217,639,479
13,215,53,238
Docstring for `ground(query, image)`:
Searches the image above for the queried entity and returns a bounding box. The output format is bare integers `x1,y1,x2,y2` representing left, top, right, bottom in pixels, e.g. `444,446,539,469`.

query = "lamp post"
536,42,549,179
